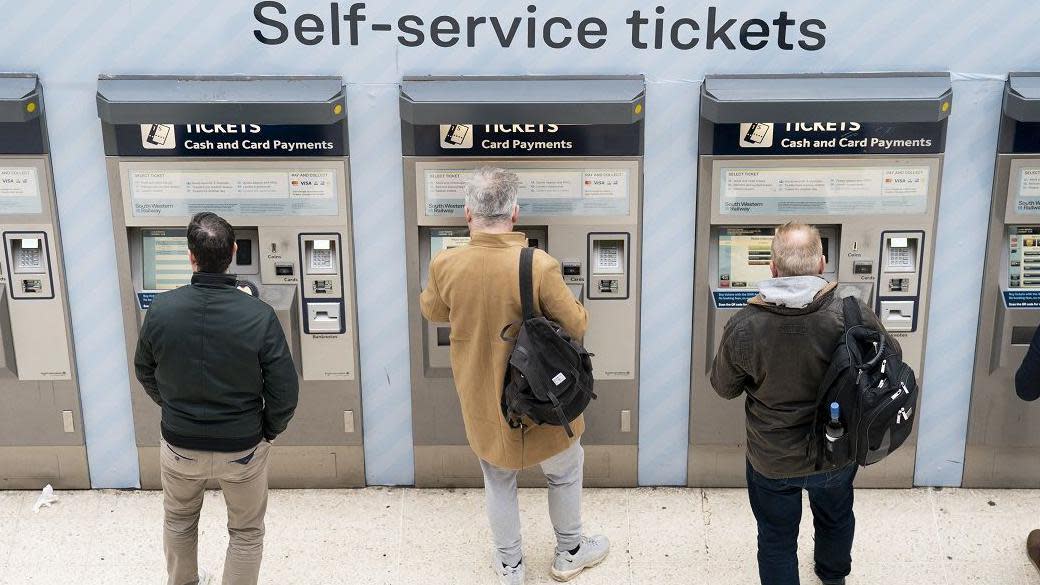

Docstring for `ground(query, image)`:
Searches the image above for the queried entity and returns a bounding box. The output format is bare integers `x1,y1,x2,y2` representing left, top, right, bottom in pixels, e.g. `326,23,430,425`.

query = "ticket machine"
964,73,1040,487
401,76,644,487
690,73,951,487
97,75,363,488
0,74,89,488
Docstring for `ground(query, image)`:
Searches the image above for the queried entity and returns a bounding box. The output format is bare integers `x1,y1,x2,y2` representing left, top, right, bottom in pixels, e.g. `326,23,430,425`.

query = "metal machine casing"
0,74,89,488
97,75,363,488
690,73,952,487
401,76,645,487
964,73,1040,487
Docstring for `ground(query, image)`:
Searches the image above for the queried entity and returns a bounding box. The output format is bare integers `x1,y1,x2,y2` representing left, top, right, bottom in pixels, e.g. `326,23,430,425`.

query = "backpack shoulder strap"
519,247,535,321
841,295,864,331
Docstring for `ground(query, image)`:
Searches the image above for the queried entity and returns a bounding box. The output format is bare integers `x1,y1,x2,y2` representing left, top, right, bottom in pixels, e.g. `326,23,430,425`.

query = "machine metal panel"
702,73,953,123
0,75,88,488
402,76,644,487
964,74,1040,487
690,73,948,488
99,75,364,488
97,75,347,127
400,75,644,126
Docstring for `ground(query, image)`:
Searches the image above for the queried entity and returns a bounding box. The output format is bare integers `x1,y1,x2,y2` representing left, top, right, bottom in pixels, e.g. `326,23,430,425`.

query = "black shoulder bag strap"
519,247,536,321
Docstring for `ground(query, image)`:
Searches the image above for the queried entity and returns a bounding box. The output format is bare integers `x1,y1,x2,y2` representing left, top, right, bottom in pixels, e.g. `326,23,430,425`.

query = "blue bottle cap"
830,402,840,420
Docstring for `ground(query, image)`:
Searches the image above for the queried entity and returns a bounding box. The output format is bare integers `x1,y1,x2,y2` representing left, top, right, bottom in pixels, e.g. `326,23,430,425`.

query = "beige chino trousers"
160,439,271,585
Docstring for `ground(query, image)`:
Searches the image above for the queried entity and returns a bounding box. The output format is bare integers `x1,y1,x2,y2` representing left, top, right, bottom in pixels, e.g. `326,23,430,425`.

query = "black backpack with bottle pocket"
811,296,919,470
500,247,596,437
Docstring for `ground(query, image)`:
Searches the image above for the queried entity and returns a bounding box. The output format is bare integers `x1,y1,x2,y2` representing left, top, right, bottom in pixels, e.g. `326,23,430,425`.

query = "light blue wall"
1,0,1035,487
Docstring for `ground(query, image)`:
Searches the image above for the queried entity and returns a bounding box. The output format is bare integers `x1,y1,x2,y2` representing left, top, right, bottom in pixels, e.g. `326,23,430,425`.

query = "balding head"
770,222,825,278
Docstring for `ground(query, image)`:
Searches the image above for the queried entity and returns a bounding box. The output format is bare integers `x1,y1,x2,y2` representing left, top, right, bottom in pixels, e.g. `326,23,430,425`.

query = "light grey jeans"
479,440,584,566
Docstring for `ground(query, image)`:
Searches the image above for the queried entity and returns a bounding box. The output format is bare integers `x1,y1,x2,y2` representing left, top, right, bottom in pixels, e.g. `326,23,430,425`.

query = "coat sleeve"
1016,327,1040,401
133,308,162,406
420,257,450,323
260,312,300,440
711,317,749,400
538,256,588,339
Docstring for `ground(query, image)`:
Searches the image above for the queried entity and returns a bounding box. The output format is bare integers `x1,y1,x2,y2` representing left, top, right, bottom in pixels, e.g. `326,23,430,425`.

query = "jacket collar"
748,281,839,315
191,272,238,288
469,231,527,248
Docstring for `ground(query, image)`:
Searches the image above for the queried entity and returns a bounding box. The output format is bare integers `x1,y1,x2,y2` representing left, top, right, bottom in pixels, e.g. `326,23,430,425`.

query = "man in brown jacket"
420,167,609,584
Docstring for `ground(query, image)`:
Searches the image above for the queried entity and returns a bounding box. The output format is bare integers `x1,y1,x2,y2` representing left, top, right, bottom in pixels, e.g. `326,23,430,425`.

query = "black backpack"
811,296,919,470
500,247,596,437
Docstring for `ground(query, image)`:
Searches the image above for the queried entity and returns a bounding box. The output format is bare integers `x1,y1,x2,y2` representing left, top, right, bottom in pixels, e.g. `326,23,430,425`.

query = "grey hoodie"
758,275,829,309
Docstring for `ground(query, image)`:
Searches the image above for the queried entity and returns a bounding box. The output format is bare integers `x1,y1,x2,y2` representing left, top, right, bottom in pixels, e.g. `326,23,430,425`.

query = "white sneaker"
550,535,610,582
494,555,526,585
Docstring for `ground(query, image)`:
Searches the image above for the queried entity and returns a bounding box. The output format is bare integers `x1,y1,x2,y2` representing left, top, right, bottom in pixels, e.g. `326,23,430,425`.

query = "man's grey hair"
771,222,824,277
464,167,519,224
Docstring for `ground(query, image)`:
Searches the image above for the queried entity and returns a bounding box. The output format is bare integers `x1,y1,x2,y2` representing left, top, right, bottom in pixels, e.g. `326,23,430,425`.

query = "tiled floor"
0,486,1036,584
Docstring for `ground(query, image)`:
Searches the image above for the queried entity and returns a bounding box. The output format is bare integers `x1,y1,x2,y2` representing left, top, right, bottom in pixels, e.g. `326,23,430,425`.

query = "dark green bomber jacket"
134,272,299,452
710,282,899,479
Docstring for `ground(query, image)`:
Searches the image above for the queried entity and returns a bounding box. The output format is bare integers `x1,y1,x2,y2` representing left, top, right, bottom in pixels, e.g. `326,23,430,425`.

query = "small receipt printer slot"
588,234,629,300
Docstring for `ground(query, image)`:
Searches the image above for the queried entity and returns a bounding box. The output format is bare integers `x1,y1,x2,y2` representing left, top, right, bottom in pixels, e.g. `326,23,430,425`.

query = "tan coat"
420,231,588,469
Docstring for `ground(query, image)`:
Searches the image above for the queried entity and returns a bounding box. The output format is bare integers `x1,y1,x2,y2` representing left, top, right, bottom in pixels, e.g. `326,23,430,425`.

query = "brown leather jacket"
711,282,898,479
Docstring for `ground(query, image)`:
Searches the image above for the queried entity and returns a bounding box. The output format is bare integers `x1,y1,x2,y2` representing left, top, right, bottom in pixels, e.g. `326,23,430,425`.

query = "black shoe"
820,579,846,585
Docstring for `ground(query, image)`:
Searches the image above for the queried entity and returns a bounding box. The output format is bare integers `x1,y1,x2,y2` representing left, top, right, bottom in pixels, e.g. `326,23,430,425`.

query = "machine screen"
429,229,470,262
142,230,194,291
718,227,774,289
1008,226,1040,289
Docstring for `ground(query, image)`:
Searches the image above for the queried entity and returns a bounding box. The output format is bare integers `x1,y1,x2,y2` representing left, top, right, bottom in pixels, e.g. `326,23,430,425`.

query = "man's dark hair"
187,212,235,274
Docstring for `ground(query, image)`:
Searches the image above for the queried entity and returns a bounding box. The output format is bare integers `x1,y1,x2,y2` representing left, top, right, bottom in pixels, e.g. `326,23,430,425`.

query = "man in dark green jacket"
711,222,896,585
135,212,298,585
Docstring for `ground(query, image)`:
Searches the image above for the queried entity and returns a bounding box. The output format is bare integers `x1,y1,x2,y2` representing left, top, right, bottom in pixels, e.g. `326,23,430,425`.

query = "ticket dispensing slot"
588,234,629,300
877,231,923,332
4,233,53,300
300,235,345,335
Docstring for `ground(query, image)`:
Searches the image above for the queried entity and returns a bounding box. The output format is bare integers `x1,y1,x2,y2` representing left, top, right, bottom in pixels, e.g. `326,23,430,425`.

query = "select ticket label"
423,167,630,217
718,164,929,216
128,169,338,217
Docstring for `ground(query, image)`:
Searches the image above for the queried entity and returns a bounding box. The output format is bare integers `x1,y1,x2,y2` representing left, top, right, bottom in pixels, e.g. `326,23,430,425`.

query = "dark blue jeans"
746,460,857,585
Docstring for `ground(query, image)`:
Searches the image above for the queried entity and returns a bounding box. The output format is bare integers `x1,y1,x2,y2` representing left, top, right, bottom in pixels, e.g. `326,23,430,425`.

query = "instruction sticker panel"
718,165,929,216
424,168,629,217
129,169,338,217
1015,167,1040,215
0,167,43,215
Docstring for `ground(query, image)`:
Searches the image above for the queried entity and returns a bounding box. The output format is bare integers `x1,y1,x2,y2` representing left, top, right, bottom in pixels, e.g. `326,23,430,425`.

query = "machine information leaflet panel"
718,164,930,216
424,168,630,217
0,167,42,214
128,168,338,217
1013,163,1040,214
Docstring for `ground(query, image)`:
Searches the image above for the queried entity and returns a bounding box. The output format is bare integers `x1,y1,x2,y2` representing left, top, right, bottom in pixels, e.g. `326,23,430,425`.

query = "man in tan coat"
421,167,609,584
